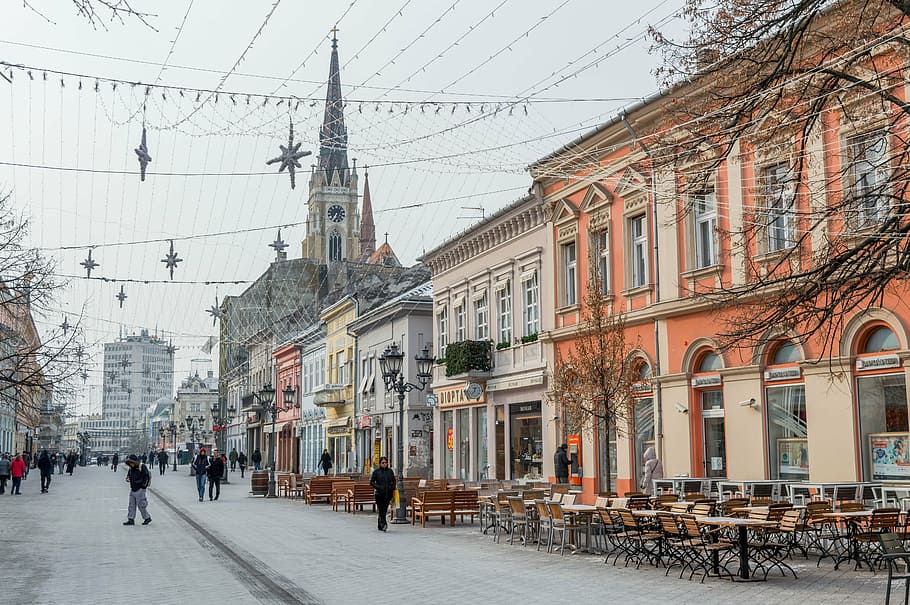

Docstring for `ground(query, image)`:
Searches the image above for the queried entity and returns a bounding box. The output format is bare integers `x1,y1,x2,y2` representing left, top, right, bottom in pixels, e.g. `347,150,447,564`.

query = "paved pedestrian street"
0,466,894,604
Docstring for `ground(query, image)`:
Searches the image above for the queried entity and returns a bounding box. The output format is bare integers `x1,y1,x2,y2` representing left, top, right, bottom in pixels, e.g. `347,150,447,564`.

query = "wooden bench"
412,490,455,527
305,477,336,505
347,483,377,514
331,481,356,511
452,490,479,524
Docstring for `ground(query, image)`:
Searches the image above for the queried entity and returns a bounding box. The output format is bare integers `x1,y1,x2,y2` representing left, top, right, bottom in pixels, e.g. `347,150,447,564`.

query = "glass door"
701,390,726,478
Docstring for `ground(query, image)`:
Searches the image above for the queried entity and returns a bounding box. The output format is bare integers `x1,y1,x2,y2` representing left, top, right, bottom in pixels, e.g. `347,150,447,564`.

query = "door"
701,390,726,478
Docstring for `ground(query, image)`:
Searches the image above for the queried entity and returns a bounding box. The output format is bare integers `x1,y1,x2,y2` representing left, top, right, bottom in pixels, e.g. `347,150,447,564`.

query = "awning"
263,421,295,434
324,416,351,429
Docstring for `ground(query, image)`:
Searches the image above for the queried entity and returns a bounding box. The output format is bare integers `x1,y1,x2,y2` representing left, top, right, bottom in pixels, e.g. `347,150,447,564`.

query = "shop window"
476,408,488,480
442,410,455,479
458,408,470,480
766,385,807,479
596,421,618,493
510,402,542,480
858,373,908,480
633,397,655,485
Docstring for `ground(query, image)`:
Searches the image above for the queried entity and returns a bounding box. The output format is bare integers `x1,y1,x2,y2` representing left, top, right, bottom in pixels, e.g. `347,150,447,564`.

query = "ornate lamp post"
259,384,295,498
379,343,434,524
159,422,178,471
210,401,236,484
182,415,207,475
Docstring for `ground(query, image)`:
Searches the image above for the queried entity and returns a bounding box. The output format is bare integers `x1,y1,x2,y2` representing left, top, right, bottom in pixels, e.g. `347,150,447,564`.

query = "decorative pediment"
551,197,580,225
579,182,613,212
614,167,647,198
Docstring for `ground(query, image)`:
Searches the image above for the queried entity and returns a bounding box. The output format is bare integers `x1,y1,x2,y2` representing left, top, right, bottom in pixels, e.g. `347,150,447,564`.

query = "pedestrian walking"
21,451,30,479
191,448,210,502
320,449,333,476
251,448,262,471
111,453,120,471
369,456,396,532
157,450,168,475
229,447,238,472
37,450,53,493
237,451,247,478
639,446,664,495
11,454,25,495
207,448,224,501
65,452,77,475
58,452,65,474
122,454,151,526
0,453,10,494
554,443,570,485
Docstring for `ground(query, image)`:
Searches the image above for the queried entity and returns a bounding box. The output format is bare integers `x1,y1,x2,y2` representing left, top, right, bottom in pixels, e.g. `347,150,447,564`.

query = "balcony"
313,384,347,407
438,340,493,380
492,339,544,373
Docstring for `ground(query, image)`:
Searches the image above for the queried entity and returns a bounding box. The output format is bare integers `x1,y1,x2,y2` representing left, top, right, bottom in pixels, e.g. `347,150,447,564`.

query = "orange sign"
446,427,454,451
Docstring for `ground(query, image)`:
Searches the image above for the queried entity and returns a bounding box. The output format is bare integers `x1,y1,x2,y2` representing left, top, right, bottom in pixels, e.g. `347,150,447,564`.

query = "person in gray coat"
640,447,664,495
0,454,10,494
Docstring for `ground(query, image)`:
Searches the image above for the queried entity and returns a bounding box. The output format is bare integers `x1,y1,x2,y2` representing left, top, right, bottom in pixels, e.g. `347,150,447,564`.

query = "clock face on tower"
327,205,345,223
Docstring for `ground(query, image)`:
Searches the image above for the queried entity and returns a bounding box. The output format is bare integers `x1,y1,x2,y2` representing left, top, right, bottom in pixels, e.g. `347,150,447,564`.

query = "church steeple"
316,31,349,188
359,168,376,261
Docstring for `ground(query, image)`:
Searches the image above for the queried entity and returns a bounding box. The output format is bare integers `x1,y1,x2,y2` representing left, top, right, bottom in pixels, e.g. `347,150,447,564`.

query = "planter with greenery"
520,332,539,344
444,340,493,377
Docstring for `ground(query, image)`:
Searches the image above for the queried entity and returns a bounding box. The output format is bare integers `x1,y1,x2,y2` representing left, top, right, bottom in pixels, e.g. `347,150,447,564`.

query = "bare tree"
650,0,910,356
548,273,641,494
0,192,84,424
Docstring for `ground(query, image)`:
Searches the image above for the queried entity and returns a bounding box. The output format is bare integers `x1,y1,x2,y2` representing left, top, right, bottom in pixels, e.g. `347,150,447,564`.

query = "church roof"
367,242,400,267
359,169,376,261
317,33,350,187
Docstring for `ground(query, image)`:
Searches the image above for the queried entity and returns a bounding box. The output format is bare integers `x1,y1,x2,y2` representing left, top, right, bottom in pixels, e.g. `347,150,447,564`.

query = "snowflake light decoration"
206,296,223,327
266,119,311,189
116,285,127,308
161,240,183,280
80,249,99,278
135,126,152,181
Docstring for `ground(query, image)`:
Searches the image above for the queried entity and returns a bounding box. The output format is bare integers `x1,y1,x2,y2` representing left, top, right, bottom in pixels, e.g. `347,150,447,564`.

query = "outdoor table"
697,516,779,580
562,504,598,553
821,510,873,570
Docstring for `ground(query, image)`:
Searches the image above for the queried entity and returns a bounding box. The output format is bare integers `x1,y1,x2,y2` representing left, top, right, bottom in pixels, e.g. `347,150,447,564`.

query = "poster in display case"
869,432,910,481
777,438,809,478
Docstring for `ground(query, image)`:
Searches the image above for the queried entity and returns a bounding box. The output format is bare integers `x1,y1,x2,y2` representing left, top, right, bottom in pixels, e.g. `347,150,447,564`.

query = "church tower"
359,168,376,261
302,33,360,263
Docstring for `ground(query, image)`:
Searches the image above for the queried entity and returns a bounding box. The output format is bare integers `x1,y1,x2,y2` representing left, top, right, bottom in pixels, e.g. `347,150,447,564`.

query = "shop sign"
411,430,423,438
764,367,801,381
434,383,485,407
691,374,722,388
426,394,438,407
856,354,901,371
485,374,544,392
632,381,652,394
327,426,350,435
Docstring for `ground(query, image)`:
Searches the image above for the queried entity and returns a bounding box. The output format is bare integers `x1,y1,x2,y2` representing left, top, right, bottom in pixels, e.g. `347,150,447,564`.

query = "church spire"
359,168,376,261
317,31,349,187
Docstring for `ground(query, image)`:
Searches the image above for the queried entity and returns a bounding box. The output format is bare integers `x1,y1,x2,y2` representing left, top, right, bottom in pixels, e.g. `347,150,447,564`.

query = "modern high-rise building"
99,329,174,453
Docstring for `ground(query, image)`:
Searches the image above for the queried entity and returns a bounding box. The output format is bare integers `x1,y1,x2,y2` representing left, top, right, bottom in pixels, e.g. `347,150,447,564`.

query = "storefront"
854,326,908,481
299,408,325,474
763,342,808,480
325,416,353,473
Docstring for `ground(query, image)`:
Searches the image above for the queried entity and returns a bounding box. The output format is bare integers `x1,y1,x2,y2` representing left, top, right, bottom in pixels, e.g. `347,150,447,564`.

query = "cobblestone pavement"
0,465,895,604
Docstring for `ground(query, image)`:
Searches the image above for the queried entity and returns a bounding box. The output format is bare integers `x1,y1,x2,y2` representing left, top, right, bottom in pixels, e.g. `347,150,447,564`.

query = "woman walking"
369,456,396,532
319,449,333,476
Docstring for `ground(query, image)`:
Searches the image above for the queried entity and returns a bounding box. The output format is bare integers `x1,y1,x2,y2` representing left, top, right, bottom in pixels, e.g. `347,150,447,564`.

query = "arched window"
698,352,722,372
771,342,801,365
328,230,343,261
862,327,899,353
632,361,654,487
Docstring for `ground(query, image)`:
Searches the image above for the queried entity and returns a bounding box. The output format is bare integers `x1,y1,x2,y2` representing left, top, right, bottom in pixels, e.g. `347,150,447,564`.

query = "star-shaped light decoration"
266,119,311,189
206,296,223,327
116,285,127,308
161,240,183,280
107,370,117,383
60,316,70,335
135,126,152,182
80,249,99,278
166,341,178,357
75,345,85,360
269,229,289,259
119,358,132,370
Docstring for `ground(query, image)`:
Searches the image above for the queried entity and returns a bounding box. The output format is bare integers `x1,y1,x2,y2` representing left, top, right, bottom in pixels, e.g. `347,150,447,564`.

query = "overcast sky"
0,0,684,414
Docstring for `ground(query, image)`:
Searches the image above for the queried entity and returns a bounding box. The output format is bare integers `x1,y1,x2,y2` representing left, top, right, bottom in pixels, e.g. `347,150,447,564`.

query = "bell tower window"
328,230,343,261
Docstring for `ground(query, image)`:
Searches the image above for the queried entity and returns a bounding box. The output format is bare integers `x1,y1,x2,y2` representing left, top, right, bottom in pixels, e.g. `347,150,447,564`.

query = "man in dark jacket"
369,456,396,532
237,451,247,478
251,448,262,471
111,452,120,471
157,450,168,475
319,449,333,476
192,448,210,502
229,447,238,472
123,454,151,525
0,453,10,494
554,443,570,484
37,451,53,493
207,448,225,501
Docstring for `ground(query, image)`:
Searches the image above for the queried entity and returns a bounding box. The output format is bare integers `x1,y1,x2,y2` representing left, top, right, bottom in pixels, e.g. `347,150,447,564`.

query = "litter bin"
251,470,268,496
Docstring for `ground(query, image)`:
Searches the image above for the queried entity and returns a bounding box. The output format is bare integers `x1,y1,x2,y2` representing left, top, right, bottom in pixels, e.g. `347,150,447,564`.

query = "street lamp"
379,343,434,524
247,384,283,497
182,415,207,475
76,431,91,466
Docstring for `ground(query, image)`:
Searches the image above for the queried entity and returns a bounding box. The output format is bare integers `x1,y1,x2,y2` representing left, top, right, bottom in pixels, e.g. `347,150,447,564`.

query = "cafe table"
562,504,598,553
697,516,780,580
821,510,874,570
